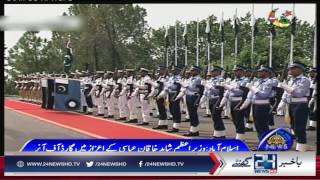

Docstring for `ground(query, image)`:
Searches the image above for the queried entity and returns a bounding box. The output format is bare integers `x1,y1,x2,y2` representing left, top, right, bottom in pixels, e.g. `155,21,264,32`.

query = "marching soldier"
125,69,139,123
277,62,311,151
115,70,129,121
175,65,203,136
181,70,191,122
90,71,104,116
238,66,273,140
134,68,152,125
157,65,183,132
205,66,226,138
200,72,212,118
101,71,116,118
307,67,317,131
151,65,169,129
82,71,94,115
218,65,249,140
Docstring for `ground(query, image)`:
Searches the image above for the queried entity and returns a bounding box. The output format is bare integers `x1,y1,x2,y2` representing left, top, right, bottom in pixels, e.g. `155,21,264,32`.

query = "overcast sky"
4,3,316,56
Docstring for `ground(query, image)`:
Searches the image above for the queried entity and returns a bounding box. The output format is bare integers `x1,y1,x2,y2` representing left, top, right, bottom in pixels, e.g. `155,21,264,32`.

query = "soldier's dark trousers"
230,101,245,134
209,98,225,131
289,103,309,144
309,102,316,124
156,97,167,120
85,95,93,109
186,95,199,127
252,104,271,140
169,93,181,123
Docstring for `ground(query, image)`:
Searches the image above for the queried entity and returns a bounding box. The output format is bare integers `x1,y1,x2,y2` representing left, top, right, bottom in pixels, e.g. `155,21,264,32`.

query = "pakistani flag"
269,22,276,38
251,15,258,37
219,16,225,42
164,26,169,48
291,16,297,35
205,18,211,44
183,23,187,46
63,38,73,74
233,15,240,38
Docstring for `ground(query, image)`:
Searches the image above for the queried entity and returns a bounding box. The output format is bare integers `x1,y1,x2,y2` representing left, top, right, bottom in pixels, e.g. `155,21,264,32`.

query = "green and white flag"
183,23,187,46
164,26,169,48
233,15,240,38
251,14,258,37
63,36,73,74
205,18,211,44
219,16,225,42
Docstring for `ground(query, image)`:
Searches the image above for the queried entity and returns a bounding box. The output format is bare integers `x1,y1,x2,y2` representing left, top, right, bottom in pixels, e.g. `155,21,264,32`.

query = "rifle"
169,65,186,102
233,66,258,111
194,84,205,106
269,64,288,114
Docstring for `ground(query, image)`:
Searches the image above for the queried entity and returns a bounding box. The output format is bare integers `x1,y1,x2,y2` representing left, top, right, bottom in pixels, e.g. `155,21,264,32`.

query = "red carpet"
5,99,183,139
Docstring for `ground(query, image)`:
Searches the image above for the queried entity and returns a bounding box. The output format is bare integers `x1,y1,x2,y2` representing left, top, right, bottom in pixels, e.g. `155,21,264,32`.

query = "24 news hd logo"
254,154,277,174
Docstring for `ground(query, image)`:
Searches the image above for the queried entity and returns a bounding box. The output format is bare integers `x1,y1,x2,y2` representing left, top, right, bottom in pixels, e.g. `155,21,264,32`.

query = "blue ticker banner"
21,139,250,152
5,154,220,174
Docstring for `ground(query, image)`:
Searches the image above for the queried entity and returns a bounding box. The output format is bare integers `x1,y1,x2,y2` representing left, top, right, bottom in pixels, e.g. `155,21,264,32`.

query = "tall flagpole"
313,20,317,67
196,18,199,66
175,22,178,66
289,4,295,65
234,8,238,64
184,21,188,66
251,4,255,68
269,4,273,67
207,18,210,69
165,26,169,67
221,12,224,68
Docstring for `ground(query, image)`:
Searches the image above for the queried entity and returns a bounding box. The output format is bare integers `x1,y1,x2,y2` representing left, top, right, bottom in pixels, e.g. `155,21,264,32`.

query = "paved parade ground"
4,97,316,152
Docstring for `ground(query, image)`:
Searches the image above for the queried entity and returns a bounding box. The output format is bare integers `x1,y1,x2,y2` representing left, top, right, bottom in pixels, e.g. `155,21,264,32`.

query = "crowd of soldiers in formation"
14,61,317,151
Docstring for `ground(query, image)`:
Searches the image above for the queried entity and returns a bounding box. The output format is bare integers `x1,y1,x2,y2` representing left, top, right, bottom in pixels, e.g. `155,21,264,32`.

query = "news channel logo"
254,154,277,174
257,128,293,151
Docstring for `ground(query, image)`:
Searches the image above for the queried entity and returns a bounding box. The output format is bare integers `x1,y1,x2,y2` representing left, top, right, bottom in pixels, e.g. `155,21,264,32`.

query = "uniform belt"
139,90,149,93
209,95,219,99
230,97,242,101
186,92,197,96
290,97,308,103
253,99,270,105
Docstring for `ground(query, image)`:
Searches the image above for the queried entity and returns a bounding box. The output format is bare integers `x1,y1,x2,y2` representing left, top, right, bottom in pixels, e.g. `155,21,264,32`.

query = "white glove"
280,83,294,94
174,92,185,101
249,86,259,94
246,82,253,89
219,96,228,108
199,96,206,106
157,90,167,99
239,99,251,110
277,101,286,112
223,84,233,90
131,88,138,97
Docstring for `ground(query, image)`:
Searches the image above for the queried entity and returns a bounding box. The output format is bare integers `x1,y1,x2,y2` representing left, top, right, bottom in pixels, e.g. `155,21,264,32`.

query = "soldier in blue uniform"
157,66,183,132
277,62,311,151
175,65,203,136
239,66,273,140
205,66,226,138
219,65,249,140
152,65,169,130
